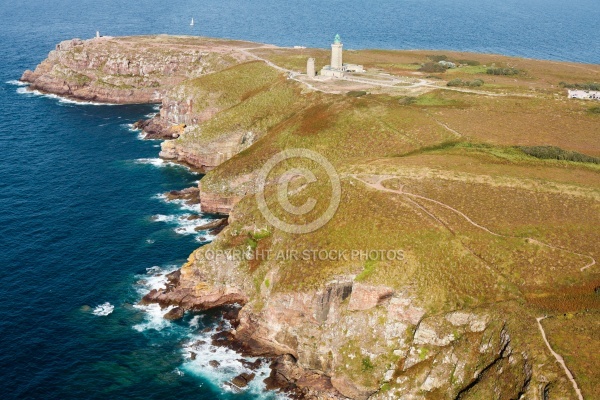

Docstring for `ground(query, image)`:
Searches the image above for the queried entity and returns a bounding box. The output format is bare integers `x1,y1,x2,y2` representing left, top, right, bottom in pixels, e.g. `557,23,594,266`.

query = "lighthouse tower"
330,34,343,70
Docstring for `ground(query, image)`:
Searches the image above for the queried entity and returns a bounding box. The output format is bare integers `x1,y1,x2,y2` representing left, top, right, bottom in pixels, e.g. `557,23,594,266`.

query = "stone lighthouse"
330,34,343,70
318,34,364,78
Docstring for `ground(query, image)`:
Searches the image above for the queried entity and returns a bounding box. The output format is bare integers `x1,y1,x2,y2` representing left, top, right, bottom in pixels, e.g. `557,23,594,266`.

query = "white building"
306,58,316,78
568,90,600,100
317,34,364,78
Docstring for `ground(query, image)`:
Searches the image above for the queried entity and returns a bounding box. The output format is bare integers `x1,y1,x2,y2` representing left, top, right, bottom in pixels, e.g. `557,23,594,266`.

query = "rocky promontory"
24,35,600,399
20,35,251,104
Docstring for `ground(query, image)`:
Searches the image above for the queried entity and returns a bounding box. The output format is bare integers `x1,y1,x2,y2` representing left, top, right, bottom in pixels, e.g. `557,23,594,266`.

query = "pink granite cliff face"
24,36,585,399
20,36,248,104
140,242,547,400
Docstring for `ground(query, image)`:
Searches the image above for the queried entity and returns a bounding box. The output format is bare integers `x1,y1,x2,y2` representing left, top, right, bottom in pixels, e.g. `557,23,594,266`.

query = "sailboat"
190,18,194,26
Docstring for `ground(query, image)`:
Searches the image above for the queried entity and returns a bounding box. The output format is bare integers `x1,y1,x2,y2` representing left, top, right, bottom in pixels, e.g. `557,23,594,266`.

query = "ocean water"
0,1,598,399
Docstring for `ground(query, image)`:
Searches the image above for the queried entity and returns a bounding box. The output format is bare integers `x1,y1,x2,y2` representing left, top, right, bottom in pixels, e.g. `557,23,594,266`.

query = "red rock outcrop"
20,36,248,104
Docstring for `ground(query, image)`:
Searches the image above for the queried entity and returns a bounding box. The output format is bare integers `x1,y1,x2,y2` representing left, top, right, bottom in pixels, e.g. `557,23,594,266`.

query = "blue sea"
0,1,598,399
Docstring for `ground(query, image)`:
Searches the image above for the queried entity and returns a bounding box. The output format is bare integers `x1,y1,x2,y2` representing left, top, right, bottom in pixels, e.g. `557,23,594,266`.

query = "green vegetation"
457,59,481,66
518,146,600,164
251,229,272,240
355,258,378,282
361,357,375,371
427,55,449,62
347,90,367,97
164,43,600,393
486,67,520,76
542,313,600,399
398,96,417,105
559,81,600,91
419,62,447,73
589,106,600,114
447,78,484,87
413,93,458,106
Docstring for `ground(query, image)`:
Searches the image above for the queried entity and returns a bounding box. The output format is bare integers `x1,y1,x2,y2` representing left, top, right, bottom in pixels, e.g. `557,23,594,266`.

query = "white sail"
190,18,194,26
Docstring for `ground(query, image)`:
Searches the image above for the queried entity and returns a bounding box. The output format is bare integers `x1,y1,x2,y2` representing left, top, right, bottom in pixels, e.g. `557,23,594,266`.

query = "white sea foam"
15,86,118,105
135,158,191,169
132,303,175,332
122,122,139,131
152,212,214,236
138,265,177,293
195,233,216,243
174,215,211,235
17,85,118,106
92,302,114,316
131,266,281,397
135,158,169,167
6,80,29,86
152,192,202,213
131,266,180,332
152,214,177,223
181,326,282,398
189,315,204,329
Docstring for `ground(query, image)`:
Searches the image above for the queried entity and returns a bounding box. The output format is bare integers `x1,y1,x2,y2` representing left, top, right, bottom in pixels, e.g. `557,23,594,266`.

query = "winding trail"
350,174,595,398
239,47,523,97
239,47,339,94
536,317,584,400
350,174,596,272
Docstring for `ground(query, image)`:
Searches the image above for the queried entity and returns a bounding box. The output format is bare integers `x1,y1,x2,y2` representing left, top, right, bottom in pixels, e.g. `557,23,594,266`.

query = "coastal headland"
22,35,600,399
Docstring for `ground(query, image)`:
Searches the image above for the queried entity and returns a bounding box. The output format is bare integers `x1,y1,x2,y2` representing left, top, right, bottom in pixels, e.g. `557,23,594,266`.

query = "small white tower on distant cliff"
307,58,316,78
96,31,100,39
330,34,343,70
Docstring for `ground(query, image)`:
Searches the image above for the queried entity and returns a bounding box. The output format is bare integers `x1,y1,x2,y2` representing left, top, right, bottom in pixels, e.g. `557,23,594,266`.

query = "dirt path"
239,48,339,94
536,317,584,400
350,174,596,272
351,173,594,398
239,47,522,97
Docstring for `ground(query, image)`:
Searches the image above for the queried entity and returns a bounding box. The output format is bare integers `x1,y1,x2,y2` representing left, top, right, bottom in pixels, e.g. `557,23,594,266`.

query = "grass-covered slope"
162,45,599,398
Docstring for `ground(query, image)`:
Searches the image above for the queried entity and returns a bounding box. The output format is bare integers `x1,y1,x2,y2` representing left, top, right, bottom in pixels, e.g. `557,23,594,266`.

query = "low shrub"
427,55,448,62
419,62,447,73
588,106,600,114
486,67,520,76
518,146,600,164
447,78,484,87
559,82,600,91
347,90,367,97
458,59,481,66
398,96,417,105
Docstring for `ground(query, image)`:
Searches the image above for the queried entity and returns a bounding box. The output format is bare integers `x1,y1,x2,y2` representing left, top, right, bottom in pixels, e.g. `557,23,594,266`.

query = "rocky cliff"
141,213,573,399
26,36,598,399
20,35,250,103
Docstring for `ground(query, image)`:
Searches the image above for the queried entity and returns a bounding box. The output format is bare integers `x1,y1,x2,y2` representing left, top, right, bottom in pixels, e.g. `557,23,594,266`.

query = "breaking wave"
92,302,114,316
15,86,118,106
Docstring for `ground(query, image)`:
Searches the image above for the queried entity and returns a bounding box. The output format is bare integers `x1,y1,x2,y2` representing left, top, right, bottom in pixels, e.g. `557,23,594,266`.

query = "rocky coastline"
22,35,591,399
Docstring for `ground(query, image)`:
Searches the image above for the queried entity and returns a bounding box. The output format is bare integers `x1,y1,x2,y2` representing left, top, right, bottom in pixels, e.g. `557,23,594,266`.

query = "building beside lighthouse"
317,34,364,78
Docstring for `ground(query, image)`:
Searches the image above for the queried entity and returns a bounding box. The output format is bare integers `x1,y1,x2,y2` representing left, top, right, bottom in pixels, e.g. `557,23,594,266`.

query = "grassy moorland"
161,44,600,397
541,312,600,400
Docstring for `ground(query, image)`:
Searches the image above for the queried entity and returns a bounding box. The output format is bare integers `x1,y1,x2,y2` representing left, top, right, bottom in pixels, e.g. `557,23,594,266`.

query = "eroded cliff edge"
23,36,600,399
20,35,252,104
